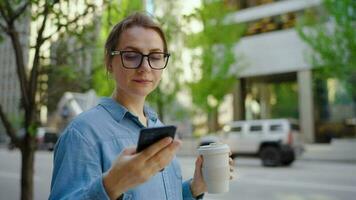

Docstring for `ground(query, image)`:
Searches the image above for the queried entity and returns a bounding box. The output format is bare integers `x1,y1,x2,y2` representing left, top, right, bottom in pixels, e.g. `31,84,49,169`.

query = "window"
231,126,242,132
250,125,262,132
270,124,283,131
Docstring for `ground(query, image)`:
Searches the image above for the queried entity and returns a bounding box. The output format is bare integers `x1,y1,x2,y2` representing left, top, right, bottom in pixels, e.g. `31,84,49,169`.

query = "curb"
300,157,356,164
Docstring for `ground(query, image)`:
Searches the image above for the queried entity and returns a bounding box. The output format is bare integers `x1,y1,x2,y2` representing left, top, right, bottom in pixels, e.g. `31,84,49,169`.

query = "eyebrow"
122,46,164,52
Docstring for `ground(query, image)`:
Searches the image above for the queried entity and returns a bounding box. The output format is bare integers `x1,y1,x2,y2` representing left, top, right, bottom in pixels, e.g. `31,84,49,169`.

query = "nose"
138,56,151,71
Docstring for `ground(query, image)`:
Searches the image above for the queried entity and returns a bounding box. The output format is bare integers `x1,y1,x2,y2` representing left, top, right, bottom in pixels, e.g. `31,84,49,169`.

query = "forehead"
117,26,164,51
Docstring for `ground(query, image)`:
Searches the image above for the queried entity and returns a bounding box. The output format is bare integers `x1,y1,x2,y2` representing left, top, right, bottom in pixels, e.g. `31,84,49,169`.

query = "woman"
49,12,231,200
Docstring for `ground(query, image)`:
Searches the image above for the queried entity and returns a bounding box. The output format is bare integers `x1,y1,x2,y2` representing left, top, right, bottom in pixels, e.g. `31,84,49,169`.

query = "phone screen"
136,125,176,152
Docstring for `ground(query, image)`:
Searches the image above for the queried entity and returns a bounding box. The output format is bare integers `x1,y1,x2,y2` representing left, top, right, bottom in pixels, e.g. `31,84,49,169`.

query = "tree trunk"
208,107,219,132
20,136,36,200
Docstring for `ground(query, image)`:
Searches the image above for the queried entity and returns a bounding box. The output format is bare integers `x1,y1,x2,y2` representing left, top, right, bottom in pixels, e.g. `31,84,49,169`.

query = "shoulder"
60,105,112,146
73,105,109,125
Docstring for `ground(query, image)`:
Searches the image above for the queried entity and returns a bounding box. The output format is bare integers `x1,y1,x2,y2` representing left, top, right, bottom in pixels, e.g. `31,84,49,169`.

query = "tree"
0,1,102,199
297,0,356,105
185,0,245,132
146,0,185,122
47,29,96,113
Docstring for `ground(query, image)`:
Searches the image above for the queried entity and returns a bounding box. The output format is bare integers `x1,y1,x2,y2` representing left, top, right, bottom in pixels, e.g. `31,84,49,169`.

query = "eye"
123,52,141,60
149,53,164,61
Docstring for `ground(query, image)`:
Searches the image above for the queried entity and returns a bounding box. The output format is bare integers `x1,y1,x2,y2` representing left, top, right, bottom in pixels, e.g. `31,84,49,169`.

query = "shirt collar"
98,97,158,124
144,104,158,123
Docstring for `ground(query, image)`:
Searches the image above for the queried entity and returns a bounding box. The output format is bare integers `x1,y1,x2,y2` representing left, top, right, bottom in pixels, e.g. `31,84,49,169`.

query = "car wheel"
281,152,295,166
281,158,294,166
260,146,282,167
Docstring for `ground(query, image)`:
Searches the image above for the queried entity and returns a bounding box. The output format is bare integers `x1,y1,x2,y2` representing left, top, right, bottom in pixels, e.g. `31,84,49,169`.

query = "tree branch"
1,1,31,109
0,21,7,32
0,1,11,24
10,1,30,23
43,3,96,40
8,25,31,110
0,105,21,147
29,1,51,107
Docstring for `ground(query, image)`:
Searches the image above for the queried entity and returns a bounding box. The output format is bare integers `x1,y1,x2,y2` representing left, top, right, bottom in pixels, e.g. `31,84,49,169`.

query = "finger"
122,146,137,155
229,151,232,156
138,137,173,160
195,155,203,168
146,140,181,171
229,158,233,165
194,155,205,179
230,172,236,180
230,166,234,172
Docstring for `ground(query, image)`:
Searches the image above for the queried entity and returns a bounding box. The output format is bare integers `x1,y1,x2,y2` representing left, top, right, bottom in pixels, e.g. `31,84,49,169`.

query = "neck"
111,90,147,126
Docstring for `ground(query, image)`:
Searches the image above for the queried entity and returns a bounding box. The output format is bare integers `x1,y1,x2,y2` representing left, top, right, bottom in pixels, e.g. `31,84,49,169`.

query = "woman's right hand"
103,137,181,200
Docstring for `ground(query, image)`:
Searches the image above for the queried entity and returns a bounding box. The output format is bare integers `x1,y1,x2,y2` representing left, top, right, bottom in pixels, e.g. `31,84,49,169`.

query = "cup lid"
198,143,230,155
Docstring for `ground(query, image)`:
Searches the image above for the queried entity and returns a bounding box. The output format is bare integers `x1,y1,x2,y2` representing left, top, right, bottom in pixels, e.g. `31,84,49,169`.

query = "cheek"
113,66,131,84
154,71,163,82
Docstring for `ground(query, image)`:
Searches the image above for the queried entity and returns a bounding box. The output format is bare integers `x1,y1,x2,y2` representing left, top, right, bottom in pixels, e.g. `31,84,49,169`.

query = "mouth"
132,79,153,84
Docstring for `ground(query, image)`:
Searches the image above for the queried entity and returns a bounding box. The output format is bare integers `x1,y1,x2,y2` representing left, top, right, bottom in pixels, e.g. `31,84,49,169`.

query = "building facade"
229,0,355,142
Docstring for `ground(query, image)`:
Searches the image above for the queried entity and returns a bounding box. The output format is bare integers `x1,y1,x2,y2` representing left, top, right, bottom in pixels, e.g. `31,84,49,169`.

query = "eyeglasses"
111,50,170,70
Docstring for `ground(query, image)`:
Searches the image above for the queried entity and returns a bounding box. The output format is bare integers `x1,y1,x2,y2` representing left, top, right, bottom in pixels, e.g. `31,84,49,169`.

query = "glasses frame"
111,50,170,70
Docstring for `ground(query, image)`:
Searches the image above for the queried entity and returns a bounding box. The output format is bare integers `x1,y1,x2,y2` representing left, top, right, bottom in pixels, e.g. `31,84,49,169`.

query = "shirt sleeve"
49,126,110,200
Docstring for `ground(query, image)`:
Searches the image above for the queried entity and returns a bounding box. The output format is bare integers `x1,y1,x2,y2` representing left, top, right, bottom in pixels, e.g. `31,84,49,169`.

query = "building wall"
230,0,355,142
234,29,312,77
229,0,321,142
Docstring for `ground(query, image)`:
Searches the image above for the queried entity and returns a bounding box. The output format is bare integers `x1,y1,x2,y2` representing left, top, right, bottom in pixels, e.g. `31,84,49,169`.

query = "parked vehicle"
36,127,58,151
199,119,304,167
8,127,58,151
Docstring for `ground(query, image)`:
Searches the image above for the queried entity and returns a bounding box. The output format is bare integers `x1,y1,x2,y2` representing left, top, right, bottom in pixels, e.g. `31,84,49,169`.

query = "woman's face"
110,26,165,99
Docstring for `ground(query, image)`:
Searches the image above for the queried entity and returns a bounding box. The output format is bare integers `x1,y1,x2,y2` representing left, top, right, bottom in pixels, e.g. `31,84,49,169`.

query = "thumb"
195,155,203,169
122,146,137,155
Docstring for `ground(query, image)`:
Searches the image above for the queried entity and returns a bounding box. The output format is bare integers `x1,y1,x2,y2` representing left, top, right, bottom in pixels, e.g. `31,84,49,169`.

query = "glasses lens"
121,51,142,68
148,53,168,69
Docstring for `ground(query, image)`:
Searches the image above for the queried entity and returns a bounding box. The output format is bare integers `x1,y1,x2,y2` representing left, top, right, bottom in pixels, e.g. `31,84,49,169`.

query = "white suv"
200,119,304,166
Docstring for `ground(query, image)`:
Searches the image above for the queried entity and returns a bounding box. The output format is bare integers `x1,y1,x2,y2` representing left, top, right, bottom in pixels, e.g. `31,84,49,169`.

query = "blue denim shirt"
49,97,197,200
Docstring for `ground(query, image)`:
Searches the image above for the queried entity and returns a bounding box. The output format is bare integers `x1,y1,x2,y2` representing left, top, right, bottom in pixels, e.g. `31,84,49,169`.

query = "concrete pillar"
233,79,246,120
298,70,315,143
259,83,271,119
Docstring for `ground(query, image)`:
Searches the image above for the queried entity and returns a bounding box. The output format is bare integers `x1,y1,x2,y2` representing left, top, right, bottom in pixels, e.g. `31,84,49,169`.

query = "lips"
132,79,153,83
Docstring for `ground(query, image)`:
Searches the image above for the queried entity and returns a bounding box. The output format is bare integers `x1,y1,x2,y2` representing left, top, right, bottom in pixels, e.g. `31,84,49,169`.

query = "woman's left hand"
190,153,235,197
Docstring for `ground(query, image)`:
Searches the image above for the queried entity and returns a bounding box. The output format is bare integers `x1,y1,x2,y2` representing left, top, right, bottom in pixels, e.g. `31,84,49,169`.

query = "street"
1,148,356,200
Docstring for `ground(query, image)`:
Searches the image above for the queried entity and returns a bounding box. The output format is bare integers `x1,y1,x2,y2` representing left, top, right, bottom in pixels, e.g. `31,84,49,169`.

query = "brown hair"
104,12,168,68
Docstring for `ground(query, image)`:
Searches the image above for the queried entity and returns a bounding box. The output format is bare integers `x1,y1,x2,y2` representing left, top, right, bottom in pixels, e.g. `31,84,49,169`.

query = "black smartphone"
136,125,177,152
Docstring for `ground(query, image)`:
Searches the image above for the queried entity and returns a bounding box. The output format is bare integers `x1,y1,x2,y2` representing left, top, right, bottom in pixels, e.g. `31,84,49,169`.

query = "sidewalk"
177,138,356,163
301,138,356,163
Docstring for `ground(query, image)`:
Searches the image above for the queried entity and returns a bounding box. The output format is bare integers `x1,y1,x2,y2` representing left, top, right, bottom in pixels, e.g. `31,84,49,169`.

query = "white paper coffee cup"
198,143,230,194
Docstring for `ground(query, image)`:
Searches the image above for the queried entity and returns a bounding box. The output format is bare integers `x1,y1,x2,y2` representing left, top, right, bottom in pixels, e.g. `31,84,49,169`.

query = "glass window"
231,126,242,132
250,125,262,132
270,124,283,131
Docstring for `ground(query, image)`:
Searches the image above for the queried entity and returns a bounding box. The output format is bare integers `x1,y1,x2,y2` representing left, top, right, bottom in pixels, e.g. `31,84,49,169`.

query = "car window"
270,124,283,132
231,126,242,132
250,125,262,132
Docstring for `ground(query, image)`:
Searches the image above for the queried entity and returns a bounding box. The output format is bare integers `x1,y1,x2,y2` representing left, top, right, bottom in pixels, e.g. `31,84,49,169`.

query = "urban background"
0,0,355,200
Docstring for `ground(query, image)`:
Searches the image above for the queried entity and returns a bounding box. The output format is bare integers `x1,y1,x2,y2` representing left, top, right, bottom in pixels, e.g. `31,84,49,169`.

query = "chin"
132,89,154,98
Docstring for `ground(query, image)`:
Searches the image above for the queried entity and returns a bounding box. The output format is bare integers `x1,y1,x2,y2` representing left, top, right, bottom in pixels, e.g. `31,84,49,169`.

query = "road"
1,149,356,200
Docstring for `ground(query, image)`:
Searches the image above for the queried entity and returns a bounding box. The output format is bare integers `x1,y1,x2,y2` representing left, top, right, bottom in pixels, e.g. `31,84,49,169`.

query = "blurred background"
0,0,355,200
